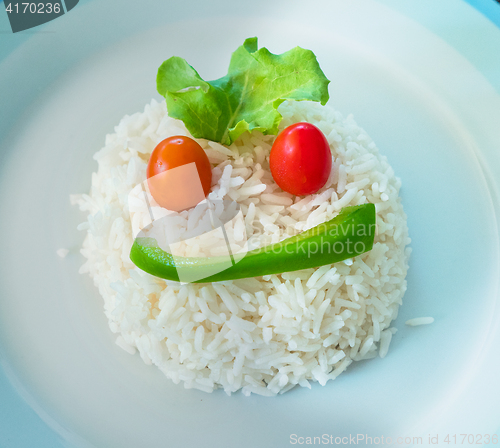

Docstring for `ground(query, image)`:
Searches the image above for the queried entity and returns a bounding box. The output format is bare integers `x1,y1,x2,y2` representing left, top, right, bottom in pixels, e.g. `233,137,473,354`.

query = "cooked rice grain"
74,99,411,395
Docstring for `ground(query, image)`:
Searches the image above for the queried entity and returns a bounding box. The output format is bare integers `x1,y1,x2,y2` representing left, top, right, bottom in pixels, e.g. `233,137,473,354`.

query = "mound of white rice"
73,99,410,396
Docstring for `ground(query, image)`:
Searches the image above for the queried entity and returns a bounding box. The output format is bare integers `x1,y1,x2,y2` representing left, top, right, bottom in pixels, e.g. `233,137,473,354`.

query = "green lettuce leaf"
157,37,330,145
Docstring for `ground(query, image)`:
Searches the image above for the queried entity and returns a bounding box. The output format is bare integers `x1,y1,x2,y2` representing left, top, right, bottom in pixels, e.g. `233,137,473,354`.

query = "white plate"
1,0,500,446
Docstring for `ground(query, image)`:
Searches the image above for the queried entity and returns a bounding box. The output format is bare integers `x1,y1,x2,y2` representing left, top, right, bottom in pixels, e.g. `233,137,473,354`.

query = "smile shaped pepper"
130,203,376,284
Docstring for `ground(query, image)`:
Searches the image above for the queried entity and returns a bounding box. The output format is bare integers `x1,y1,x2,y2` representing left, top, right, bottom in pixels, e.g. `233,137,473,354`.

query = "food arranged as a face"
134,38,376,284
74,38,410,395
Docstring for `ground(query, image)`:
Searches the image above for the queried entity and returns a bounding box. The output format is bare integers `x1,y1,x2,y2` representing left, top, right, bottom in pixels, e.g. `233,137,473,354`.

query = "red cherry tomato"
269,122,332,196
147,136,212,211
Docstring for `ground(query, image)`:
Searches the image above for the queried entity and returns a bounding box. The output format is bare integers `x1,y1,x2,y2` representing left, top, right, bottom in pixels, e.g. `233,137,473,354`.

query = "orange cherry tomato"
147,136,212,211
269,122,332,196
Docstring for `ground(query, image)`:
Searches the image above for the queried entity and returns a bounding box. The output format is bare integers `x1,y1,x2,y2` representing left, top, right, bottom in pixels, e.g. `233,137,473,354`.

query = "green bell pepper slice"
130,203,375,283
